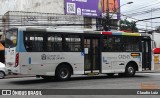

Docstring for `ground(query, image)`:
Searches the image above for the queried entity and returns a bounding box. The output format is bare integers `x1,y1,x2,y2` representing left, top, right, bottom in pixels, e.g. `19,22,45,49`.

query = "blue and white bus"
5,27,152,80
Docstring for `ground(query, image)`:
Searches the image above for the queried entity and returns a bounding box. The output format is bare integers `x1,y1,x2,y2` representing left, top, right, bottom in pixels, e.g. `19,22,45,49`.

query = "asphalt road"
0,72,160,98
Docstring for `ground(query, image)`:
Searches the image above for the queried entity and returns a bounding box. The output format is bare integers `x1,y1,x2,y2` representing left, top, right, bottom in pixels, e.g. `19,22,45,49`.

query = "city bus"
5,27,152,80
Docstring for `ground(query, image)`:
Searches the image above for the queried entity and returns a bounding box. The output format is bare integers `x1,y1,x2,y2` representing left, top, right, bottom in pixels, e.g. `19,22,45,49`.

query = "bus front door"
84,37,101,74
142,38,151,70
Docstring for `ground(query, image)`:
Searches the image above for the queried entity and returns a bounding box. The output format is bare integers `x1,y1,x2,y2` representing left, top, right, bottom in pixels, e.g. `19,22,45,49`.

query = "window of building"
84,17,92,28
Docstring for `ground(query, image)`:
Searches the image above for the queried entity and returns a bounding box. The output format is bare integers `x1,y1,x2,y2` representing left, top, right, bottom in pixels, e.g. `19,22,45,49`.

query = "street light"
114,1,133,14
103,1,133,31
116,1,133,31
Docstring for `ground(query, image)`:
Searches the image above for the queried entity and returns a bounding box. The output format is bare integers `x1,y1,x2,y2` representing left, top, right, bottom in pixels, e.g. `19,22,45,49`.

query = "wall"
0,0,97,30
0,0,64,15
154,32,160,48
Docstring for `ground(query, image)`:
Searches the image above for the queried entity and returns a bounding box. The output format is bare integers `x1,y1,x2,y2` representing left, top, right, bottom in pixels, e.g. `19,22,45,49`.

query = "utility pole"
105,0,110,31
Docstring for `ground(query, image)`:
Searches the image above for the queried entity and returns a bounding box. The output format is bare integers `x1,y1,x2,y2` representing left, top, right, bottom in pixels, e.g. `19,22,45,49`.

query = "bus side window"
25,42,32,51
24,33,44,52
103,37,113,52
64,44,70,51
46,34,62,52
54,42,60,51
65,35,81,52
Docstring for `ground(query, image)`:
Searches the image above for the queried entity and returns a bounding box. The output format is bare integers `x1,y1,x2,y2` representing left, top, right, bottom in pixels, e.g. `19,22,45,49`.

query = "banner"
64,0,104,17
64,0,120,19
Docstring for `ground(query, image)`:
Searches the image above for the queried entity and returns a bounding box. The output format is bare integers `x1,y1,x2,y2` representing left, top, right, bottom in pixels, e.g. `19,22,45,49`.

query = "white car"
0,62,9,79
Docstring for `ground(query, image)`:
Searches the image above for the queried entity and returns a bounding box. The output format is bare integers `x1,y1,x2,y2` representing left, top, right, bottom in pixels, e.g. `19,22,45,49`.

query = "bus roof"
18,27,101,34
16,27,150,37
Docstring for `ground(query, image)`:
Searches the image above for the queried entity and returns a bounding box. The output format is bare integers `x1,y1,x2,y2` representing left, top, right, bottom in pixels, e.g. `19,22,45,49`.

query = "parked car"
0,62,9,79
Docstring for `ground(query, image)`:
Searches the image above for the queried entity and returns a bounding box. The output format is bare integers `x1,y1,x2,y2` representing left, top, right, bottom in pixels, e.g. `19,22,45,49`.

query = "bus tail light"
15,53,19,67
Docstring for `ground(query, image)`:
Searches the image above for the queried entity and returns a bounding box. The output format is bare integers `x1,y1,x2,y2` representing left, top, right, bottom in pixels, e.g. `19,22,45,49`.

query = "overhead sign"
64,0,104,17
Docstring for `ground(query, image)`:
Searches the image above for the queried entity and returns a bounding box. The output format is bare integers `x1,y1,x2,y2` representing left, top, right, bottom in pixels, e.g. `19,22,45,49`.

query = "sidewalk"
138,70,160,73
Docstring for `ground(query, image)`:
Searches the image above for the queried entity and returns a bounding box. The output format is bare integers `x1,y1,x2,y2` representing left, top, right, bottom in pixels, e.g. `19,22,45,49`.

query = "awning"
0,43,4,51
154,48,160,54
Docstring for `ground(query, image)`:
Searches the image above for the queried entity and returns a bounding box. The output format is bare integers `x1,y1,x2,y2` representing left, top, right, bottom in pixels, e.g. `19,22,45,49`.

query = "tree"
120,19,138,32
155,26,160,33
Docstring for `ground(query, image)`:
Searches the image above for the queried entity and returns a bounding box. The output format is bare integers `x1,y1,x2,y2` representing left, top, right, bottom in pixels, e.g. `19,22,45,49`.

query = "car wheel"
0,71,5,79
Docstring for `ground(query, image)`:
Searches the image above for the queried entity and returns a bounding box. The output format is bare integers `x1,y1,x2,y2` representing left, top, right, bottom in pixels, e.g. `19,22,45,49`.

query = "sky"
120,0,160,31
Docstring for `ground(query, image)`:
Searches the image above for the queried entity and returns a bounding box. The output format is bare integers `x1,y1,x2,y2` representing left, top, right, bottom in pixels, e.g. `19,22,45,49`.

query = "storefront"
154,48,160,63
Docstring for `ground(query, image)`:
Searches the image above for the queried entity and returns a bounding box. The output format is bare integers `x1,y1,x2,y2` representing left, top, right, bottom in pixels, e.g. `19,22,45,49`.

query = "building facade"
0,0,120,31
0,0,64,15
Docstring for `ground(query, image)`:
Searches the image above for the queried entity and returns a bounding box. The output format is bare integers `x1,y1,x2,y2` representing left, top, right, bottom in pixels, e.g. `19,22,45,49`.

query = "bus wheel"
125,64,136,77
107,73,114,77
0,71,5,79
55,64,71,81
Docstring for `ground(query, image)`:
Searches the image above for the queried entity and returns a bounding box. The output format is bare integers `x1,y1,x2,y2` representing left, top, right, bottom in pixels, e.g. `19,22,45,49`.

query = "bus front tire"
125,64,136,77
55,64,71,81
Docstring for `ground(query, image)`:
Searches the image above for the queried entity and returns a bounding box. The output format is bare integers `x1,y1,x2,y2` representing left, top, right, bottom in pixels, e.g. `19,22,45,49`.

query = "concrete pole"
151,31,155,71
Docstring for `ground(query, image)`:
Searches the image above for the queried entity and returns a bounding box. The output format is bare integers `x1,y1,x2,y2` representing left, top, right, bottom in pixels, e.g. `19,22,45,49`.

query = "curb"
137,71,160,73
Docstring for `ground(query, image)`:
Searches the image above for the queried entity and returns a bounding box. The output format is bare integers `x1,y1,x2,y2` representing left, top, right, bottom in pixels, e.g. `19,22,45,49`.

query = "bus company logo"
118,55,130,59
41,54,65,60
2,90,12,95
103,57,107,63
41,54,47,60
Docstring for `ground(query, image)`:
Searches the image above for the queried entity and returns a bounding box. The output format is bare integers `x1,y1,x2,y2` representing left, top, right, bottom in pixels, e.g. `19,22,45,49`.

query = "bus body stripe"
16,31,26,52
112,32,121,35
101,31,112,35
102,31,141,36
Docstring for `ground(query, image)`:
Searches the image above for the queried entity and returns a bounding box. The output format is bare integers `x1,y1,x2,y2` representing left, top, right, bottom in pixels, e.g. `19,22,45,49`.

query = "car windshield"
5,29,17,48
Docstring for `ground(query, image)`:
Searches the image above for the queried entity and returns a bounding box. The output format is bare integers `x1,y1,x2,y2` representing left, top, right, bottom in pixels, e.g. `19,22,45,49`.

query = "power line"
125,8,160,16
121,14,160,24
122,1,160,14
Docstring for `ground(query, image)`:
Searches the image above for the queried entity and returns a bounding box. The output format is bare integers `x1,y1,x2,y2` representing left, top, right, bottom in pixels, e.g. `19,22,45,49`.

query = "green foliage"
120,19,138,32
155,26,160,33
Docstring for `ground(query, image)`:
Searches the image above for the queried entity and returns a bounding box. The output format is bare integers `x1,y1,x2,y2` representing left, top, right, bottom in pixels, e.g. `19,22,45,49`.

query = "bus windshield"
5,29,17,48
